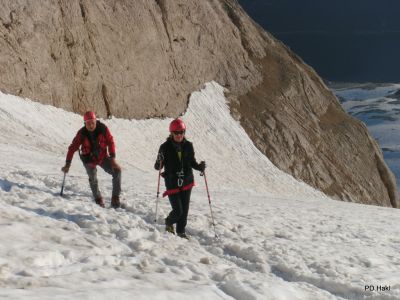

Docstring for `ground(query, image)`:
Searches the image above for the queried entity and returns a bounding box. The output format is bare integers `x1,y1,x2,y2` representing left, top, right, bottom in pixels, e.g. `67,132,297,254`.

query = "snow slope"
0,82,399,299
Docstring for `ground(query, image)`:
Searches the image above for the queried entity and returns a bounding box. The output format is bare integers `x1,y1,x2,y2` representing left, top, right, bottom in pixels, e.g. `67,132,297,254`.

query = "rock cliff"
0,0,397,207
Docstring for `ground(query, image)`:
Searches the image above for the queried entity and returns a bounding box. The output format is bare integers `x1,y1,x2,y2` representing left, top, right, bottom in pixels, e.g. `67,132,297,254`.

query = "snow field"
0,82,399,299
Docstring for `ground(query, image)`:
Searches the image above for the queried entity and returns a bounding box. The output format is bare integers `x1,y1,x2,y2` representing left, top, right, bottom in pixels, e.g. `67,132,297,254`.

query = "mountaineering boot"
177,232,189,240
95,197,105,208
111,196,121,209
165,218,175,234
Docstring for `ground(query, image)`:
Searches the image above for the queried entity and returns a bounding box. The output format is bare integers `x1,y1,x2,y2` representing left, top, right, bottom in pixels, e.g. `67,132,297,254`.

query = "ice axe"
60,172,66,196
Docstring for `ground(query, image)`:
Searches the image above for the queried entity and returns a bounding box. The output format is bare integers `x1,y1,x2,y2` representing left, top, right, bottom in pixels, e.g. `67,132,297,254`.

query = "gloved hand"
61,163,71,173
110,158,121,171
199,161,206,172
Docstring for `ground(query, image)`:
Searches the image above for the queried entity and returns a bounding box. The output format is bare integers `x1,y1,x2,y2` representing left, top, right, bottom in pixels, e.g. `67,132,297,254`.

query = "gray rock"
0,0,397,207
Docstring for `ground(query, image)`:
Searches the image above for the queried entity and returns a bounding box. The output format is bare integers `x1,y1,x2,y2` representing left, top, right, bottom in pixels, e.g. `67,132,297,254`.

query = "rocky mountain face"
0,0,262,118
0,0,397,207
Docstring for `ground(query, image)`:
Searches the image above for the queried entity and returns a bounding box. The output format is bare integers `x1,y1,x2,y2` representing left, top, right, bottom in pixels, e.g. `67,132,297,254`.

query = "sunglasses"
172,131,185,135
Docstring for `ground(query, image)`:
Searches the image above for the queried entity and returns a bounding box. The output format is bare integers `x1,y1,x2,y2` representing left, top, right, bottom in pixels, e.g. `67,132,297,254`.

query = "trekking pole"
154,160,163,223
60,172,66,196
201,169,218,239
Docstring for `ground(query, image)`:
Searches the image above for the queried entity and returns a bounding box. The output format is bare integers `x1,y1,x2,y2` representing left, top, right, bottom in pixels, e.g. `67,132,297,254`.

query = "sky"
238,0,400,82
238,0,400,33
0,82,399,299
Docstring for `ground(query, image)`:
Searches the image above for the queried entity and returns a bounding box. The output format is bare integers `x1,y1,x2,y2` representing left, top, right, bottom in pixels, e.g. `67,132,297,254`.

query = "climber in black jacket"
154,118,205,239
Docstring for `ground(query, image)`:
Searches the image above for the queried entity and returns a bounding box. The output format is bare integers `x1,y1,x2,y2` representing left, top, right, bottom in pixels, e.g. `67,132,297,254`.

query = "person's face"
85,119,97,132
172,130,185,143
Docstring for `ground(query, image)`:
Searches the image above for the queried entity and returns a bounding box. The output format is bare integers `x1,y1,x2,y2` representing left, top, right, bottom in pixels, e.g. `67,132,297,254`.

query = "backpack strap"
79,121,107,162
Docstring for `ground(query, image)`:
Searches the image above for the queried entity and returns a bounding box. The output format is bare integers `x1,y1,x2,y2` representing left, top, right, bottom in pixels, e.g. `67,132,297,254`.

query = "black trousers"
166,188,192,234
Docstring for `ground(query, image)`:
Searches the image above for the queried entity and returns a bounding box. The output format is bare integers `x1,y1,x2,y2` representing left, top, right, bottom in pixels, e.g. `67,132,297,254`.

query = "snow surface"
0,82,399,299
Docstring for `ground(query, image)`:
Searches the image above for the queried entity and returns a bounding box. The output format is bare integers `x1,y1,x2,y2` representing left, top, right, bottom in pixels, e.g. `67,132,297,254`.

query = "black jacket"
154,137,202,190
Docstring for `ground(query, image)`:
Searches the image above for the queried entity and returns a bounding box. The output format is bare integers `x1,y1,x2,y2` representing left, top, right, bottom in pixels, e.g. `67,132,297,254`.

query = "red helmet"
84,111,96,122
169,118,186,132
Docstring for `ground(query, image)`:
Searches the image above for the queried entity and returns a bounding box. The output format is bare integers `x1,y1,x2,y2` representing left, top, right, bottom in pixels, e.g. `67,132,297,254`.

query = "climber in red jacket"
61,111,122,208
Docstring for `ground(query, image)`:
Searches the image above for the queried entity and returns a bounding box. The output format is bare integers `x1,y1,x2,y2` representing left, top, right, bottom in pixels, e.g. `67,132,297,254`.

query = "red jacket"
66,121,116,166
